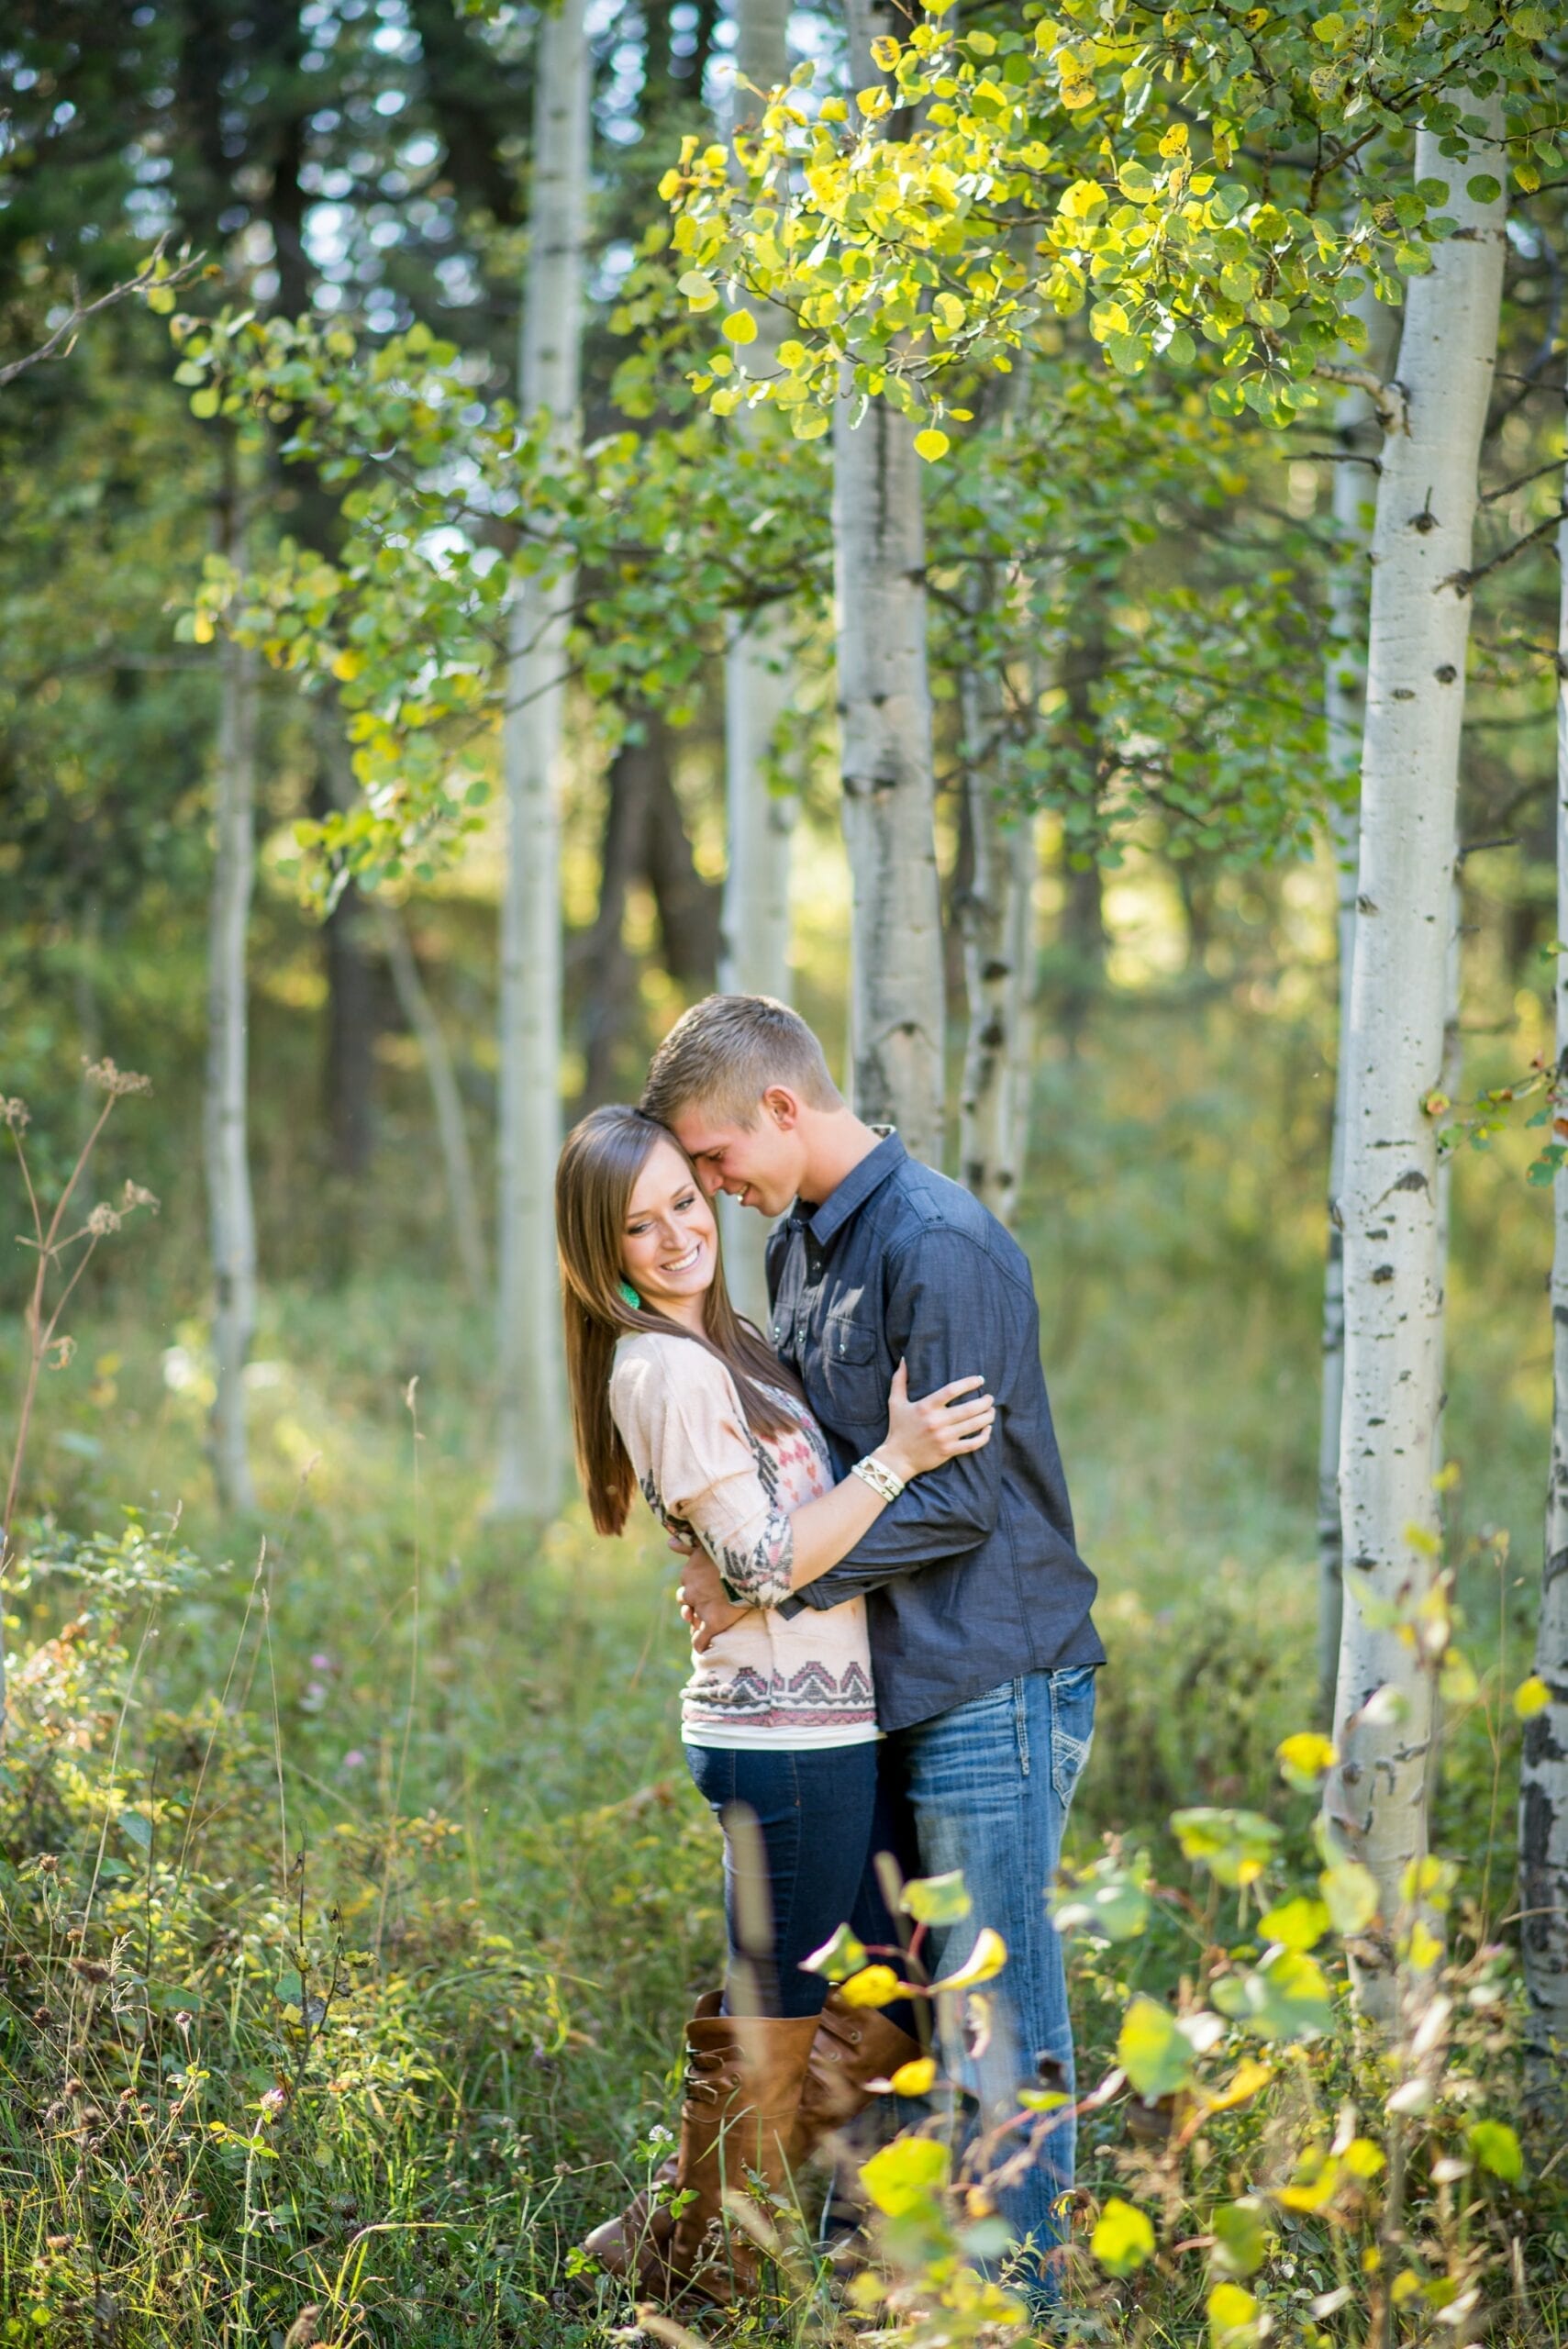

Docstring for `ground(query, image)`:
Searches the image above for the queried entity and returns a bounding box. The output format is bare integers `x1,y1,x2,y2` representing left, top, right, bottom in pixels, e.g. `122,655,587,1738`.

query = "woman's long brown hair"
556,1105,806,1535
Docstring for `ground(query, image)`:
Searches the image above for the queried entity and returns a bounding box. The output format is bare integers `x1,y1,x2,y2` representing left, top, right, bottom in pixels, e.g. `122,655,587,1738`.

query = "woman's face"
620,1138,719,1320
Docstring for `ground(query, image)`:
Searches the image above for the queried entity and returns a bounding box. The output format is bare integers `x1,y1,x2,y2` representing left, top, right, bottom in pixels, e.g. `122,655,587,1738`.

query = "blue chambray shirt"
767,1131,1105,1733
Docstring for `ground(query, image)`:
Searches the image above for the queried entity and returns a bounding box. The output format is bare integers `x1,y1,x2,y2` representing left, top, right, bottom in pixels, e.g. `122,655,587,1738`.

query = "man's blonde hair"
642,995,842,1129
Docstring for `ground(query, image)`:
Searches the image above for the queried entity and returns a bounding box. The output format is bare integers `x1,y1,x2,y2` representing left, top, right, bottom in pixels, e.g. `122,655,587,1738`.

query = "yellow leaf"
839,1965,904,2009
331,649,364,684
929,1925,1006,1989
913,427,951,462
860,2136,949,2215
720,308,758,345
1276,1731,1336,1787
1205,2058,1272,2113
889,2055,938,2095
192,611,215,645
1515,1675,1551,1720
1091,2198,1155,2276
1208,2280,1260,2340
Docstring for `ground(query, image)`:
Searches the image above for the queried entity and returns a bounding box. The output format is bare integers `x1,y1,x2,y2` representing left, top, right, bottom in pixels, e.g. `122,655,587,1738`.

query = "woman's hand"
880,1359,995,1483
679,1546,753,1654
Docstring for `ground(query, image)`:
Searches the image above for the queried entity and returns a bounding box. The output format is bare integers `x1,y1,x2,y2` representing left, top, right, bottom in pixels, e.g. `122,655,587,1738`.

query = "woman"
555,1104,994,2302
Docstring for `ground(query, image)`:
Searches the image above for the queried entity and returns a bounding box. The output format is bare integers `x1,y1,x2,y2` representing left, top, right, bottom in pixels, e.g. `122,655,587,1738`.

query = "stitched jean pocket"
1050,1666,1096,1808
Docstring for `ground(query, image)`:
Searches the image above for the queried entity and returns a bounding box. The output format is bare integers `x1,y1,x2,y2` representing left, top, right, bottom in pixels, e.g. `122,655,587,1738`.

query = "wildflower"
341,1749,365,1770
122,1180,160,1213
2,1097,29,1131
83,1058,152,1097
259,2084,289,2120
87,1203,122,1236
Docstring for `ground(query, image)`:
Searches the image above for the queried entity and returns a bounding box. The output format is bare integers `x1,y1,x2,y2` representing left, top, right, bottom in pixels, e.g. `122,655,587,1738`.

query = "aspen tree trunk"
957,659,1039,1226
1325,106,1506,2024
205,488,259,1515
1431,864,1463,1477
378,906,488,1308
720,0,795,1319
1518,400,1568,2111
1317,295,1398,1720
492,0,588,1520
833,0,943,1169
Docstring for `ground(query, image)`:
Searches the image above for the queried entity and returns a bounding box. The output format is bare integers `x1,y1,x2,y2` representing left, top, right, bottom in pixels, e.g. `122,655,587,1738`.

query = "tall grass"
0,989,1558,2343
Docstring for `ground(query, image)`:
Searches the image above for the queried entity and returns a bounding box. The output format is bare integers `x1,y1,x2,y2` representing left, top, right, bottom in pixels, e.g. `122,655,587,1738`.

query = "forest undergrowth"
1,997,1562,2347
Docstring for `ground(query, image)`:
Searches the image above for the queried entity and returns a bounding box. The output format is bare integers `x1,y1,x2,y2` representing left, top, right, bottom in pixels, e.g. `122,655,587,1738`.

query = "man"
641,994,1104,2299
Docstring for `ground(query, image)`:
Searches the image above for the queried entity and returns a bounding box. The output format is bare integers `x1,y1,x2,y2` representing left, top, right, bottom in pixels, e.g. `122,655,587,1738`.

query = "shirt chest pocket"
820,1306,885,1430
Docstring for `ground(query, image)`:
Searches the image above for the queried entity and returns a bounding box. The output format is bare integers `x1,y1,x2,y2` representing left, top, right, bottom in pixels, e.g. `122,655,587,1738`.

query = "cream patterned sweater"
609,1330,878,1749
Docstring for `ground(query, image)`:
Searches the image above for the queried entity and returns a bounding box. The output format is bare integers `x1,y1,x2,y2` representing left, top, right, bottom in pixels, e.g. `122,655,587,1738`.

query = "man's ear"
759,1085,801,1130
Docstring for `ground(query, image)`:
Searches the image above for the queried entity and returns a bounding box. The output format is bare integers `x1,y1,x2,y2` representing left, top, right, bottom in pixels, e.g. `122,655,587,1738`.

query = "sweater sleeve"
609,1340,796,1607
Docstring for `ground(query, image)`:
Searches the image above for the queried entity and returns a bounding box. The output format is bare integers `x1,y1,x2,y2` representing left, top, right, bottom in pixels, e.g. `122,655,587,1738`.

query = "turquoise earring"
619,1279,641,1310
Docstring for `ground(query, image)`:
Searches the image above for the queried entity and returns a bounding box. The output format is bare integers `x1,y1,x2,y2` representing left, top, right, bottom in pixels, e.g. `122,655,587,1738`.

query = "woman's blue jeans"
684,1740,906,2020
885,1666,1097,2295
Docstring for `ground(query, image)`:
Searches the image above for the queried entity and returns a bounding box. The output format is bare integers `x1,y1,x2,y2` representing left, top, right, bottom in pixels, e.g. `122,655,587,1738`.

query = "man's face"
669,1097,806,1218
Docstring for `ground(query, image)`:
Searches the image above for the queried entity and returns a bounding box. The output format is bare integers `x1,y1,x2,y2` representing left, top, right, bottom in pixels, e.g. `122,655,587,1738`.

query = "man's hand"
677,1543,752,1653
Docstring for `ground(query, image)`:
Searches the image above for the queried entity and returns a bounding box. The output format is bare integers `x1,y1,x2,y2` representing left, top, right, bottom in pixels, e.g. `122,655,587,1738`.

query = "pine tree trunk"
493,0,588,1520
1317,294,1398,1722
378,905,488,1308
205,484,259,1515
833,1,942,1168
1518,397,1568,2113
957,656,1038,1226
1325,106,1507,2025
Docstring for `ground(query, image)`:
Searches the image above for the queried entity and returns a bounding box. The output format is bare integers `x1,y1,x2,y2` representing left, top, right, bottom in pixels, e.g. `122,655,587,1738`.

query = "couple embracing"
553,994,1105,2314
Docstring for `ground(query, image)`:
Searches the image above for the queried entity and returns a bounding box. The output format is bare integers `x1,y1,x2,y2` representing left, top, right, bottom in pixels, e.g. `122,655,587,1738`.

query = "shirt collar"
804,1128,906,1248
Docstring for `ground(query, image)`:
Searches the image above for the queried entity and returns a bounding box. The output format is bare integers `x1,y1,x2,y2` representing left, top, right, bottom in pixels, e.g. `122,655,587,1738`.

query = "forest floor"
1,998,1562,2343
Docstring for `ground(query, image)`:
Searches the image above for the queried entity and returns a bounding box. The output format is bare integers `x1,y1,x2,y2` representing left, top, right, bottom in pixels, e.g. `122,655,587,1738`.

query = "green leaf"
1465,174,1502,206
1091,2197,1155,2276
861,2136,951,2216
1117,1995,1195,2099
676,270,717,310
1256,1895,1329,1952
1051,1852,1151,1943
1468,2120,1523,2184
1172,1807,1281,1887
901,1869,972,1924
190,386,220,420
802,1922,867,1981
118,1810,152,1851
1210,2198,1271,2278
1319,1857,1380,1936
1213,1948,1333,2041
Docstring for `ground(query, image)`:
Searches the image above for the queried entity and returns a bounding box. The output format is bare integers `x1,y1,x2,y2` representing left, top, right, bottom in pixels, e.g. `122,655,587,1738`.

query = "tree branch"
0,239,205,392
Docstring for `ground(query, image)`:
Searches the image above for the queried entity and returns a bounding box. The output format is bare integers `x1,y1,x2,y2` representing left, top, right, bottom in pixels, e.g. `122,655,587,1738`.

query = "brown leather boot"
578,1991,723,2285
665,2009,820,2304
791,1990,926,2164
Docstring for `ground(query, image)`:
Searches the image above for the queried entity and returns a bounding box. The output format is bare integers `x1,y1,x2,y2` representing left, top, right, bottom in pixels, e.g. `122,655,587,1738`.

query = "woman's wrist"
868,1443,914,1490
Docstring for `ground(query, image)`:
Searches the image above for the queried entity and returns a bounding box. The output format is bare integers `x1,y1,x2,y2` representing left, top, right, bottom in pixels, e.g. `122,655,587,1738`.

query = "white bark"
957,661,1039,1226
718,0,795,1325
1431,864,1463,1477
1317,292,1399,1717
1326,105,1507,2024
833,0,943,1169
1519,385,1568,2110
378,905,488,1308
493,0,589,1520
205,494,259,1515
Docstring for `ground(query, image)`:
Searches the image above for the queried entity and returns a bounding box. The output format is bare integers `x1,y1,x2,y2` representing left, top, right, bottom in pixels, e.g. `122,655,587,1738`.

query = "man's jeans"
887,1666,1097,2290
